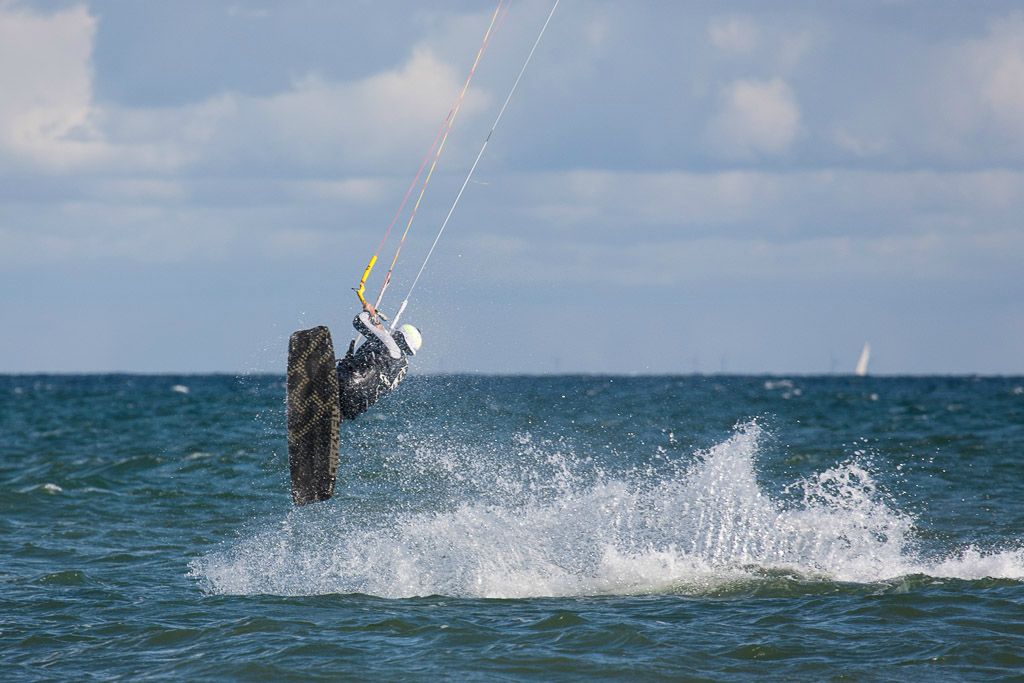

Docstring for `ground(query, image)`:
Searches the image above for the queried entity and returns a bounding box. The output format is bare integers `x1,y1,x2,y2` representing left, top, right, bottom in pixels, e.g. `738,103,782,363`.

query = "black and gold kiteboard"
286,326,340,505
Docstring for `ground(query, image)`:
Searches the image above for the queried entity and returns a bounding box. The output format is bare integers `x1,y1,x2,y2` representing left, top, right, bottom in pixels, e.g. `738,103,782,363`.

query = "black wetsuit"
336,312,409,420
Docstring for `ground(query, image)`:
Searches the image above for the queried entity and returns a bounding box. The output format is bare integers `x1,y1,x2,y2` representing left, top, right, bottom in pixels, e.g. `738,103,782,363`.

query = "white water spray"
191,422,1024,598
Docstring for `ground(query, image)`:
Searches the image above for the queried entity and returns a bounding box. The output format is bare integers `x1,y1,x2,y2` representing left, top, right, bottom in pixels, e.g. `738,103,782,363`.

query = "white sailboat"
854,342,871,376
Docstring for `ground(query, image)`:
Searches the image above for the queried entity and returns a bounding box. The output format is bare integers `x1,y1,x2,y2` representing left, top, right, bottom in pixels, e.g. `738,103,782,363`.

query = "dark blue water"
3,374,1023,680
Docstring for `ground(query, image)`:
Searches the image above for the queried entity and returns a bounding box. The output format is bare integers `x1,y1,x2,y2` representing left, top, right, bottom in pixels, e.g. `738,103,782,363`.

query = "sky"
1,0,1022,375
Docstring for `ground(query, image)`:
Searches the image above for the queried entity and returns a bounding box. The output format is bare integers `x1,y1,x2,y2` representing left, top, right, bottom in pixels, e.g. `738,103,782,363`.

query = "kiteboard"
286,326,340,506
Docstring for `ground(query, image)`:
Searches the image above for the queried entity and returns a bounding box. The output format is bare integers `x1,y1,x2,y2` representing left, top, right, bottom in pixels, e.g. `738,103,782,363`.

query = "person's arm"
353,311,402,360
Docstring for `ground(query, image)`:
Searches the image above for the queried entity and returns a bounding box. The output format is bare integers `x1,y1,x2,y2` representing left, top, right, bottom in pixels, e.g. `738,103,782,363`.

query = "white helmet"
396,324,422,356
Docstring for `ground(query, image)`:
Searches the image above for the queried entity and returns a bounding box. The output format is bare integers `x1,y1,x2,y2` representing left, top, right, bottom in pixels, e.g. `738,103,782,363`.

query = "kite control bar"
352,255,388,332
353,255,377,306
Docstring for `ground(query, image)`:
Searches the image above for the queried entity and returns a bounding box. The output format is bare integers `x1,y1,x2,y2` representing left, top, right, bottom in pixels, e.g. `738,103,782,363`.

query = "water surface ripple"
2,375,1022,680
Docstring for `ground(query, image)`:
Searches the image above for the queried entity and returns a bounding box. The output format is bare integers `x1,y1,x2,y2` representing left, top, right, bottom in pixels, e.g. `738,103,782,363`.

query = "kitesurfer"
336,301,422,420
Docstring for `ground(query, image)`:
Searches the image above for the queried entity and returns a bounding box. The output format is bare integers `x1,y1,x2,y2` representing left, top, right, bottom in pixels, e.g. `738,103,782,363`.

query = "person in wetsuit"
336,301,422,420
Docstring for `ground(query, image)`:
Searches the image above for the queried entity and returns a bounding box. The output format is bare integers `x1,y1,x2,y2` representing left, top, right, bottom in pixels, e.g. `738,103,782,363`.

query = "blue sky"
2,1,1022,374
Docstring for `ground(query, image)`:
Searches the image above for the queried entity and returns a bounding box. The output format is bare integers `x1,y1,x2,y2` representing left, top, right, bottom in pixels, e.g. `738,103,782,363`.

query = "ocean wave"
190,421,1024,598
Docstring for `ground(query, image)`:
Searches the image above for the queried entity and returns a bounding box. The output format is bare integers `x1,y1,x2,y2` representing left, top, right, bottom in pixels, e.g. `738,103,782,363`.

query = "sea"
2,373,1023,681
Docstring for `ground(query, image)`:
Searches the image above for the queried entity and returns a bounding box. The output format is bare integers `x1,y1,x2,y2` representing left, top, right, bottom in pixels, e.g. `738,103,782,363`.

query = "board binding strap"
286,326,340,506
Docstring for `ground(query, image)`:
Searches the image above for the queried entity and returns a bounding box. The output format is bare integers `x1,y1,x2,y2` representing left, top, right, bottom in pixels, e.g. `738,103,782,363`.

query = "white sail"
854,342,870,376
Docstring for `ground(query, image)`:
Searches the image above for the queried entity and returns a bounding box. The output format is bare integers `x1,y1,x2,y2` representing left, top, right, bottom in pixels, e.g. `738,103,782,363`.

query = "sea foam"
191,422,1024,598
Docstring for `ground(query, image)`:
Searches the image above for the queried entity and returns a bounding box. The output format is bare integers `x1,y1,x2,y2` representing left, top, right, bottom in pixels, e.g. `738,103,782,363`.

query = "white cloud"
583,12,611,48
524,168,1024,235
460,225,1024,291
706,78,800,158
831,126,887,158
0,2,109,169
439,167,1024,291
0,198,364,266
0,3,487,175
95,44,488,174
246,47,488,170
286,178,388,204
708,16,760,55
706,13,819,75
970,13,1024,141
226,5,269,20
908,11,1024,162
458,225,1024,291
